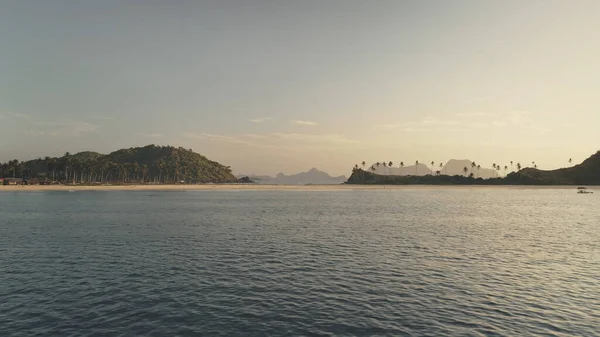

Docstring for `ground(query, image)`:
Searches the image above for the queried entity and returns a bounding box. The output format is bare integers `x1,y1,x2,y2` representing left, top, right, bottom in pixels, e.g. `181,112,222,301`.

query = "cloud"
292,120,318,126
183,132,256,146
138,133,163,138
244,133,269,139
270,132,356,145
48,121,98,136
506,110,530,125
249,117,274,123
376,117,459,129
24,121,98,137
9,112,31,119
529,125,552,133
455,112,491,117
0,112,31,119
402,128,433,132
183,131,358,149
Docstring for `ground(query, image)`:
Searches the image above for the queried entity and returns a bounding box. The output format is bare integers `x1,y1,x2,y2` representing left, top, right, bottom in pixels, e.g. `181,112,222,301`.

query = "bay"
1,188,599,336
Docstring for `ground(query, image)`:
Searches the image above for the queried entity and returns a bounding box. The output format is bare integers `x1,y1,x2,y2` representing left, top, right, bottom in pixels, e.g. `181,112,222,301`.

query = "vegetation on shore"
348,151,600,185
0,145,237,184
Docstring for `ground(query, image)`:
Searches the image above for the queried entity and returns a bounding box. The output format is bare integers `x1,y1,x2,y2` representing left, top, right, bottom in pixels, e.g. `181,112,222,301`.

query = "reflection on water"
1,189,598,336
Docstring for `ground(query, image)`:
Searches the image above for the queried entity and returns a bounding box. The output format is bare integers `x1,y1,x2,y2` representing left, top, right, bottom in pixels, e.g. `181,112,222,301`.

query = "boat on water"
577,187,593,194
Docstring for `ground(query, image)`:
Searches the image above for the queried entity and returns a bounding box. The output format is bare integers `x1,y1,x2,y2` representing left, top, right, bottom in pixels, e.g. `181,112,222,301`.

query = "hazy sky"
1,0,599,176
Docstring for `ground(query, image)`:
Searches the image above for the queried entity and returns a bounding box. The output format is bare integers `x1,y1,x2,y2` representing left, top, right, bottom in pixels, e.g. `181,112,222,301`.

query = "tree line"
352,158,575,178
0,145,236,184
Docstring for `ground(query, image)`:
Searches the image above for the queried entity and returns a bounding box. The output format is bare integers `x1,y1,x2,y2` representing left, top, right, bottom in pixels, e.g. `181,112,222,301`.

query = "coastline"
0,184,592,192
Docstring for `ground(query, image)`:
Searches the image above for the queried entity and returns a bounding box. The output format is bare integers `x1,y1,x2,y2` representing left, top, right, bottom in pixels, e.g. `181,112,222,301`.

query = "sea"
1,187,598,336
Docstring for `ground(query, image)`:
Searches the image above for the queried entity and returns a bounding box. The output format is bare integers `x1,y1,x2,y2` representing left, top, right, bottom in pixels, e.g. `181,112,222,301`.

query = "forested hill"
0,145,237,184
507,150,600,185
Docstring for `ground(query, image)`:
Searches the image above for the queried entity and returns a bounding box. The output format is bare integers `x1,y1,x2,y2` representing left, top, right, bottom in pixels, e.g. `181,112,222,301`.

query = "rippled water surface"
1,188,599,336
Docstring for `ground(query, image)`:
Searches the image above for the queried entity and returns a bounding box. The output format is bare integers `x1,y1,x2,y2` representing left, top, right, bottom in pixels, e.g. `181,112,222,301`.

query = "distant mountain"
369,163,432,176
236,168,346,185
368,160,500,178
441,159,499,179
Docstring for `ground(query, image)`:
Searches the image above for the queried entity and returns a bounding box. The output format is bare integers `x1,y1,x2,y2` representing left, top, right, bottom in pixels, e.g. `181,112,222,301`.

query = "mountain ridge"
237,168,346,185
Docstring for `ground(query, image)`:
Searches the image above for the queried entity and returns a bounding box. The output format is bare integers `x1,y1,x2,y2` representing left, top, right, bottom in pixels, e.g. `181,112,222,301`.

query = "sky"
1,0,599,176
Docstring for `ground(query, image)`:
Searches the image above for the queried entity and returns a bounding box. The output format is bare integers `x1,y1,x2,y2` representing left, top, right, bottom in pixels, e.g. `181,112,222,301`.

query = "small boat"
577,187,587,190
577,190,593,194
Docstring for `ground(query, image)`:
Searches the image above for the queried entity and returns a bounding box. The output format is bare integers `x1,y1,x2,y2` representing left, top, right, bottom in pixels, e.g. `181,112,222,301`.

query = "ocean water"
1,188,599,336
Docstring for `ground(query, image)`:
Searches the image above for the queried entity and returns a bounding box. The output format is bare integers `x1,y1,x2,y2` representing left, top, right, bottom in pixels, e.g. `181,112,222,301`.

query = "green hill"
505,151,600,185
1,145,237,184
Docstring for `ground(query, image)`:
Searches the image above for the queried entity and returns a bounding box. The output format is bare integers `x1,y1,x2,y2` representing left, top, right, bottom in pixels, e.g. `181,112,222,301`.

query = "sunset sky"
1,0,599,176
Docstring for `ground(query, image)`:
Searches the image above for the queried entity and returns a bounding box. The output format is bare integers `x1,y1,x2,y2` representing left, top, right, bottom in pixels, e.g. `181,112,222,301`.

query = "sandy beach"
0,184,590,192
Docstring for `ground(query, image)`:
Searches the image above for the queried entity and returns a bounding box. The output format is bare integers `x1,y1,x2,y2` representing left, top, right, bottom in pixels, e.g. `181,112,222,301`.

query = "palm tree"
141,164,149,183
504,165,508,176
370,165,375,172
430,161,435,173
382,162,387,175
517,162,522,171
415,160,419,175
471,162,476,176
492,163,497,177
510,161,514,172
376,162,380,174
439,162,444,175
388,161,393,175
361,161,366,169
569,158,572,165
477,164,481,178
463,166,468,177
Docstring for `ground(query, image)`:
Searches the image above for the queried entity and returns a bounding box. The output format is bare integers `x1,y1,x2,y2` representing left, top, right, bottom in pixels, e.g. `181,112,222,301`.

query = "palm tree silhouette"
371,165,375,172
463,166,468,177
510,161,514,172
516,162,521,171
471,162,476,176
376,162,380,174
430,161,435,173
415,160,419,175
382,162,387,175
388,161,393,175
569,158,572,165
361,161,366,169
477,164,481,178
439,162,444,175
504,165,508,176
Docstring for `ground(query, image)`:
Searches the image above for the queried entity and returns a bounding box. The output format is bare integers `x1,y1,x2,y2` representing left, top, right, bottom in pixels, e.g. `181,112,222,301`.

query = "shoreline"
0,184,594,192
